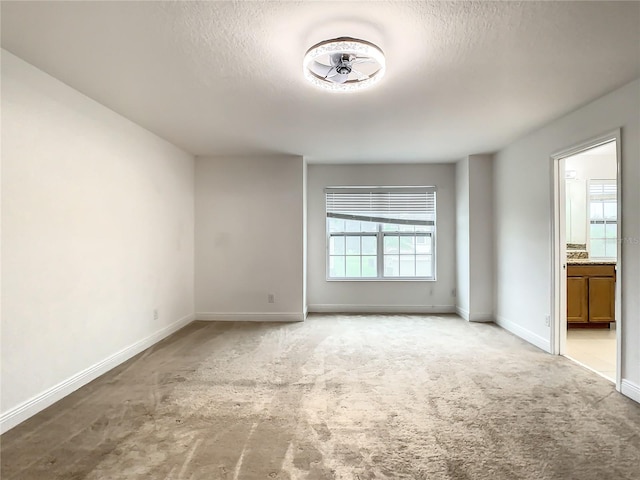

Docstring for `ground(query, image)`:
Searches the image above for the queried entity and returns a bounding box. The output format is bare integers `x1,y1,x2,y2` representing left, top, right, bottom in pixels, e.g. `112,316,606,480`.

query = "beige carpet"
2,314,639,480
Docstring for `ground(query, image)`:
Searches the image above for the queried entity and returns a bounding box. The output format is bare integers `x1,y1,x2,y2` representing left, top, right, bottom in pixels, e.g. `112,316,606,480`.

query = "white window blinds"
325,187,436,226
589,180,616,201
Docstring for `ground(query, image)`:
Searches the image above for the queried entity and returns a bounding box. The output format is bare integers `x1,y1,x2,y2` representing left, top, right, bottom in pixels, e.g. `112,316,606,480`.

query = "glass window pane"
346,236,360,255
330,236,345,255
328,218,345,232
360,221,378,232
384,255,399,277
604,202,617,220
330,256,345,277
415,225,429,232
399,224,415,232
400,236,415,254
590,223,605,239
590,239,606,258
345,220,360,232
362,256,377,277
590,203,603,220
605,223,617,239
605,239,617,258
416,235,431,254
400,255,415,276
384,236,399,254
362,236,377,255
382,223,399,232
416,255,432,277
346,256,361,277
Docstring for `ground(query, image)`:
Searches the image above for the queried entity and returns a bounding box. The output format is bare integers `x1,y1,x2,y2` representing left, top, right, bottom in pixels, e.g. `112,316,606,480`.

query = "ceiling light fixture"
303,37,385,92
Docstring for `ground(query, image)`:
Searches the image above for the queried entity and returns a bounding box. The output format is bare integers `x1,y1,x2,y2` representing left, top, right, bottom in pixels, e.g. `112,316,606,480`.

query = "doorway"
552,132,622,388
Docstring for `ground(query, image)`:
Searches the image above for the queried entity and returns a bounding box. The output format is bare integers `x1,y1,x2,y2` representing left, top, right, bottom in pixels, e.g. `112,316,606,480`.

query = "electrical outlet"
154,309,159,320
268,294,275,304
545,315,550,327
451,288,456,297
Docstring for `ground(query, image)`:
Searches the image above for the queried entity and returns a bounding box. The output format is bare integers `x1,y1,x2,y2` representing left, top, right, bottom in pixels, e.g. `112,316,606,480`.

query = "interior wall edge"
456,306,470,321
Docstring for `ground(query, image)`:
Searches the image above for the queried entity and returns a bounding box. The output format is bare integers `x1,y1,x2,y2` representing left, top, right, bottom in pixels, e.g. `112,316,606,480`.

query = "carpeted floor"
2,314,639,480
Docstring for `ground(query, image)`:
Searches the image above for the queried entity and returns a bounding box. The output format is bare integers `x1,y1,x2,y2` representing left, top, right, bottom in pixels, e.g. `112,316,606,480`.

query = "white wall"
468,155,494,320
565,179,588,244
493,79,640,400
195,155,305,321
1,51,195,431
565,154,618,178
456,155,494,321
455,158,471,316
307,163,456,312
565,153,617,245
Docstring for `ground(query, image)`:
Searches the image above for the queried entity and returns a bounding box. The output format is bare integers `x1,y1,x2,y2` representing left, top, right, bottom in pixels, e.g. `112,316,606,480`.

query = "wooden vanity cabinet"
567,264,616,326
567,276,588,322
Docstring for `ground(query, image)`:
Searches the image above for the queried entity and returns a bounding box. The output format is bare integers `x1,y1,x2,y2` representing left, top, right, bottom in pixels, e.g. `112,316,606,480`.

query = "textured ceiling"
2,1,639,163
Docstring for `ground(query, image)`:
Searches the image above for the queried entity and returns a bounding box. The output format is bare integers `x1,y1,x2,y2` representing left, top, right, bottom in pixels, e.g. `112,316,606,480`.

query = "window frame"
587,179,617,259
325,187,437,282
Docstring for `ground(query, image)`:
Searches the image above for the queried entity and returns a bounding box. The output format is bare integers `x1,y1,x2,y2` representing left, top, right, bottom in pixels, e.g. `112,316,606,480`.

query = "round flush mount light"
303,37,385,92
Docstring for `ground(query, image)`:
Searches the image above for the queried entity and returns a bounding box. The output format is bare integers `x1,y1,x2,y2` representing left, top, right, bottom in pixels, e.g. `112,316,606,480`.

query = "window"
589,180,617,259
326,187,436,280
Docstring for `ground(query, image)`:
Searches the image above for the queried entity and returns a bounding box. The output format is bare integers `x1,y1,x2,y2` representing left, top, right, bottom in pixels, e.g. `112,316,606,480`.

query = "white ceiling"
2,1,639,163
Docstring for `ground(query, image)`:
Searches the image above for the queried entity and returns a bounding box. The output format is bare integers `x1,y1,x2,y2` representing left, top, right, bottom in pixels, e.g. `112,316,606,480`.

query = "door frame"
550,129,622,390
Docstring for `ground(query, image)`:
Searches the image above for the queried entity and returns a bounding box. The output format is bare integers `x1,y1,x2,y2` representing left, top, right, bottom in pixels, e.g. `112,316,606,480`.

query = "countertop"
567,259,617,265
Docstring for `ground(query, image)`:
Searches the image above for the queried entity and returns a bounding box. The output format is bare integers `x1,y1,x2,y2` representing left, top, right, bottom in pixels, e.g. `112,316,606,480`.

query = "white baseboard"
455,307,492,322
494,315,551,353
469,313,493,323
196,312,304,322
307,304,456,314
0,313,195,434
621,379,640,404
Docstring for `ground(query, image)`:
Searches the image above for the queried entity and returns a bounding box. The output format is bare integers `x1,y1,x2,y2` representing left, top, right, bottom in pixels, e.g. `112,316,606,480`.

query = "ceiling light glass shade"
303,37,386,92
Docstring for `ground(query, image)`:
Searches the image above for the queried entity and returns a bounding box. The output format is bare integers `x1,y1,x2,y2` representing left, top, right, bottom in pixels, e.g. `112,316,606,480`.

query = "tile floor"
565,327,616,382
